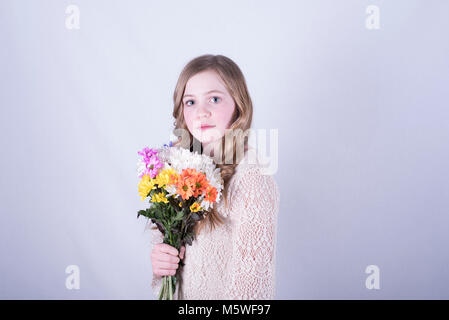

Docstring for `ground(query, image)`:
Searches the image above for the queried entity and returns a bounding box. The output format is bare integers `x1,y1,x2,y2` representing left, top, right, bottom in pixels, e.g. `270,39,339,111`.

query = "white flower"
164,184,178,198
136,158,146,177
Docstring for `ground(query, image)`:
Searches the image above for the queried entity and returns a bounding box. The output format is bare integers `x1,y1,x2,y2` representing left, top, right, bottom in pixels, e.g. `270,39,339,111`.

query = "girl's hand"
179,245,185,260
151,243,185,277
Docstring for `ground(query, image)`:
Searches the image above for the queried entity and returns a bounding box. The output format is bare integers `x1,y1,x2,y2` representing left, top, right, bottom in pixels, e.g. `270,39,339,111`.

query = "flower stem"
157,279,163,300
169,276,173,300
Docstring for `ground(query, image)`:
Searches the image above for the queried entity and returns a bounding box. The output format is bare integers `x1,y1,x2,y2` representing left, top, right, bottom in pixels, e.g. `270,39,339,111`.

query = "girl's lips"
200,125,215,130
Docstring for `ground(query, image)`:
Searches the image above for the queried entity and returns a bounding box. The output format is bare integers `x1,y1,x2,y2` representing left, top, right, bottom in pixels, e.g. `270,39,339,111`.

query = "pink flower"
138,147,158,162
147,156,163,178
137,147,163,178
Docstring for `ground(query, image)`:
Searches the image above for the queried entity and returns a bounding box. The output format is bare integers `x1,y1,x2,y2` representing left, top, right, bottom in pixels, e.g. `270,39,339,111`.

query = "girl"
149,54,280,299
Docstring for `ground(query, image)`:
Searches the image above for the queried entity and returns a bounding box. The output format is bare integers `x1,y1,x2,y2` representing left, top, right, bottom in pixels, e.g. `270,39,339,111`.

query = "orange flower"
204,185,217,203
176,176,195,200
169,173,178,185
181,168,197,179
175,168,212,201
192,172,208,197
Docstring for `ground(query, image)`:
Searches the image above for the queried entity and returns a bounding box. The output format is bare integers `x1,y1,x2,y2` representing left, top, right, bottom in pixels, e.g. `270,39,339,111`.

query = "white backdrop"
1,0,448,299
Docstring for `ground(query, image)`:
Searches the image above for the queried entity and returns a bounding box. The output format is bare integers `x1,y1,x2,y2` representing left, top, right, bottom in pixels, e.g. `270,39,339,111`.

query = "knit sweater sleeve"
225,164,281,299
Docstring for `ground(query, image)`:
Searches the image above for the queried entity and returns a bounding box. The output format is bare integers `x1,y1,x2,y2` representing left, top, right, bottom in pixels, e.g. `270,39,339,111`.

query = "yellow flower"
151,192,169,204
138,174,157,201
190,202,202,213
155,168,178,189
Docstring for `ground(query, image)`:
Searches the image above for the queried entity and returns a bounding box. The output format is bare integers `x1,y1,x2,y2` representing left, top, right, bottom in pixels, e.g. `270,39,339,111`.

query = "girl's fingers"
153,250,180,263
155,268,176,276
180,246,185,259
157,260,179,270
158,243,179,256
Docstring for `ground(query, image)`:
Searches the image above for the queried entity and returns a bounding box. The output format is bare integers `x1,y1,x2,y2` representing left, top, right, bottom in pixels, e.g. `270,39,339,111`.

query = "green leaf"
173,210,184,221
137,210,146,218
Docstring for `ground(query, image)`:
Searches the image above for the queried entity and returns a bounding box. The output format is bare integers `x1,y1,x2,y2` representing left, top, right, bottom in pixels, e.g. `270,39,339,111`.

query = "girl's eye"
184,97,220,106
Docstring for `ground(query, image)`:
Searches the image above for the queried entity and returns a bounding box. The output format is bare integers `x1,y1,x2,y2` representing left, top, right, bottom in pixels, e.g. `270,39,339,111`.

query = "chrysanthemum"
155,168,178,188
137,147,158,160
190,202,202,213
204,185,218,203
151,191,169,204
137,147,163,178
147,156,163,178
138,174,157,201
192,172,208,198
176,177,195,201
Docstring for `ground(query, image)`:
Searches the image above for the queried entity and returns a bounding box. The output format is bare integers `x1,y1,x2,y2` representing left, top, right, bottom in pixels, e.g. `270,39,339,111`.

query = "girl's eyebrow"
183,90,225,98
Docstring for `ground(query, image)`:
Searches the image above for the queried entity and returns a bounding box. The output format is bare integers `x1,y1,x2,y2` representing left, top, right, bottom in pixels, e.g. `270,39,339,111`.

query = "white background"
1,0,448,299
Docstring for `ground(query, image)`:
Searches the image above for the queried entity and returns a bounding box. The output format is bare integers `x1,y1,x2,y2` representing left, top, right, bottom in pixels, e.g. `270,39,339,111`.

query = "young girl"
148,54,280,299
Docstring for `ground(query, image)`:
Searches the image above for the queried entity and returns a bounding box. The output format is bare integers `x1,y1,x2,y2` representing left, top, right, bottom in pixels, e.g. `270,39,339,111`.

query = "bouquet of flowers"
136,142,223,300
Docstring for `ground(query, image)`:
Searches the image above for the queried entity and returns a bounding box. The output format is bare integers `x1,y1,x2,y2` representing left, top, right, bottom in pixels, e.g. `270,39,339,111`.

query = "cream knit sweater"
147,148,280,299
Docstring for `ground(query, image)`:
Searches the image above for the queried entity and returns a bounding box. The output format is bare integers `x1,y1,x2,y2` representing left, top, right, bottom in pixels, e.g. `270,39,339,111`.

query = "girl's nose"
196,103,211,119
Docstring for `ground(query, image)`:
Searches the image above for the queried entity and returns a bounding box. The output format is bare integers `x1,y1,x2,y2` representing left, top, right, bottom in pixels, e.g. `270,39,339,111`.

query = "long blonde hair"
171,54,253,236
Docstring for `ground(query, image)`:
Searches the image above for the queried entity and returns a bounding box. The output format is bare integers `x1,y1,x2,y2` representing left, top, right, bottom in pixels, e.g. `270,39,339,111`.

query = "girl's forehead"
186,70,227,92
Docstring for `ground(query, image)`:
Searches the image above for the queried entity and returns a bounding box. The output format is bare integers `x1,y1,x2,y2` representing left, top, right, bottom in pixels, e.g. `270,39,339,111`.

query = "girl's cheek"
183,110,192,125
216,110,232,126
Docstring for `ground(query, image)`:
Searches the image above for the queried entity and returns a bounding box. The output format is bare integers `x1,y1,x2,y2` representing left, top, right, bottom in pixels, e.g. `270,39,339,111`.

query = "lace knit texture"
147,148,280,299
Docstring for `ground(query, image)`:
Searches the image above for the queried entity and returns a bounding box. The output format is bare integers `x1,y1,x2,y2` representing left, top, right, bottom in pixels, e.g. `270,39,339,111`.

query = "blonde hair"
171,54,253,236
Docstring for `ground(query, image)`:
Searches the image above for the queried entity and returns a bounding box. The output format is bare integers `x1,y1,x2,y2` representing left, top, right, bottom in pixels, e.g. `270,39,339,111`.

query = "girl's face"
182,70,236,150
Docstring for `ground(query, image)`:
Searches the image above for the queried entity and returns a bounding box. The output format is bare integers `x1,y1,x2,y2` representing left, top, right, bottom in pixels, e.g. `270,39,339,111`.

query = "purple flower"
147,156,163,178
138,147,158,161
137,147,162,178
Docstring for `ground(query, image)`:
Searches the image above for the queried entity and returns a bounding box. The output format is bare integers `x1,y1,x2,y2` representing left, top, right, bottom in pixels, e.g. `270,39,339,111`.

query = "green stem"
157,278,163,300
158,277,164,300
164,276,167,300
168,276,172,300
164,276,168,300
